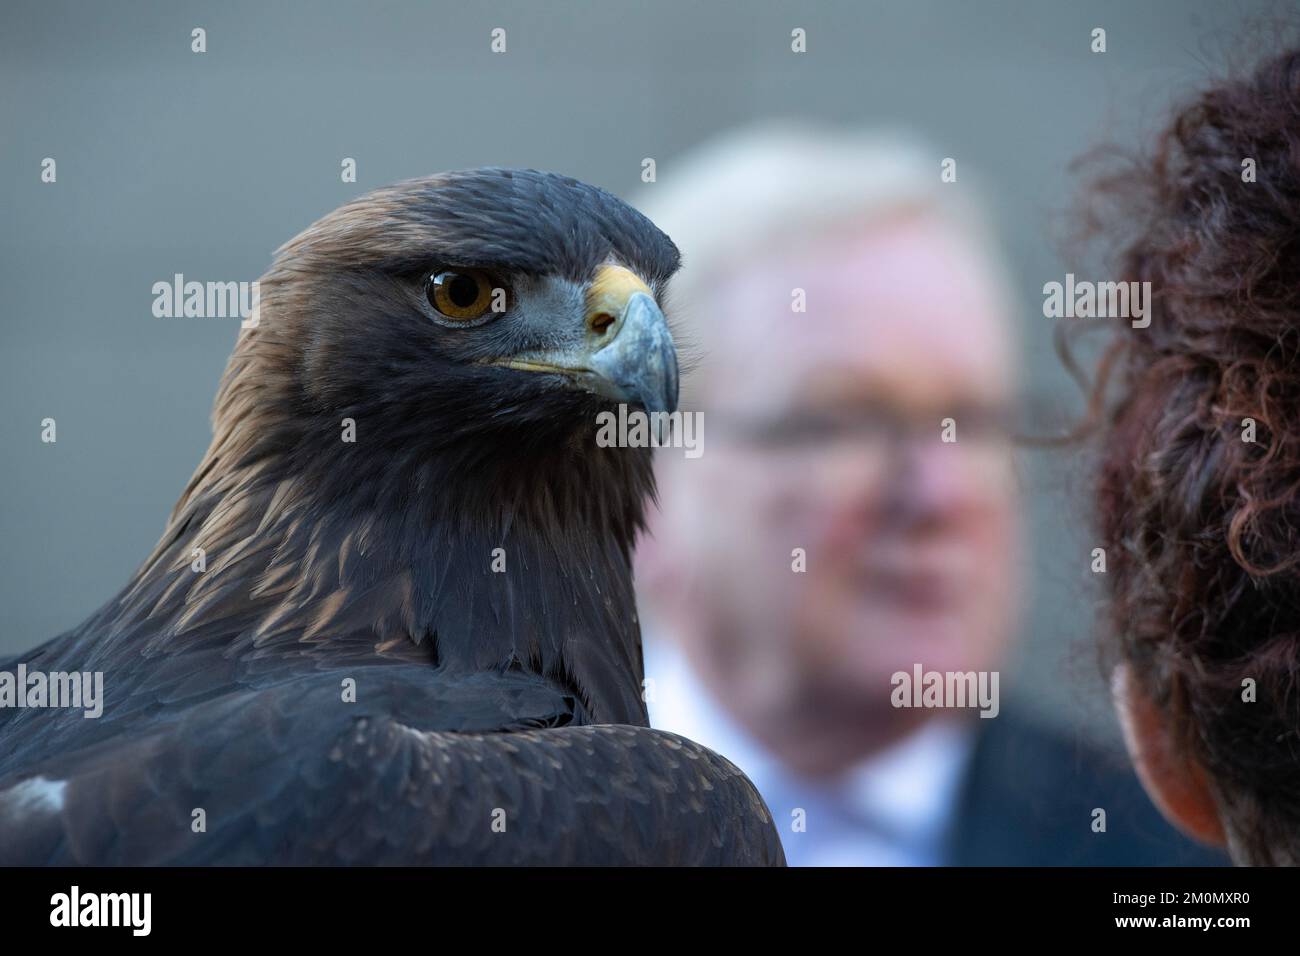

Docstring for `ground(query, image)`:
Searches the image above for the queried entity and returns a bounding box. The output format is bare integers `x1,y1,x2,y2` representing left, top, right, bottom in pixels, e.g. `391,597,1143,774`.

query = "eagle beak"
487,265,679,416
585,288,679,417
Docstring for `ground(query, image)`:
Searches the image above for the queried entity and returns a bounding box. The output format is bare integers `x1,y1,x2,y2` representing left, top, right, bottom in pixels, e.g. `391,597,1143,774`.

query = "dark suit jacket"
946,710,1230,866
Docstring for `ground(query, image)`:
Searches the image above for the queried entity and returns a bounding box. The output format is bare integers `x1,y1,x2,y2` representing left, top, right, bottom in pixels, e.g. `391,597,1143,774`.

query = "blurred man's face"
652,212,1021,764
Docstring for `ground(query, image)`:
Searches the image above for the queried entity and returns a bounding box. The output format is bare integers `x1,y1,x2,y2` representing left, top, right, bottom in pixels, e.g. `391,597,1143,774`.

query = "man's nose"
881,434,983,527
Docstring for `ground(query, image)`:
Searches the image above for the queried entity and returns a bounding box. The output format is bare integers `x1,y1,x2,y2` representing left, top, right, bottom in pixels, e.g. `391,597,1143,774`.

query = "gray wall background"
1,0,1286,743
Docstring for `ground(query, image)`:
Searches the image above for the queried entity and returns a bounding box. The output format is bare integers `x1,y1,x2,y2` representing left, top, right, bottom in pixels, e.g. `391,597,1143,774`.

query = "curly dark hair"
1082,47,1300,864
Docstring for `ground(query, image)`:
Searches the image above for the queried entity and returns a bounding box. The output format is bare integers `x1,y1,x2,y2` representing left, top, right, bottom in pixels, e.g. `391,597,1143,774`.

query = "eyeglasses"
703,402,1021,492
711,404,1017,450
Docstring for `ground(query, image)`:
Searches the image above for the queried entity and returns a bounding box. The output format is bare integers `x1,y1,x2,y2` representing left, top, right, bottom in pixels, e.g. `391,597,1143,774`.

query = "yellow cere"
586,264,652,324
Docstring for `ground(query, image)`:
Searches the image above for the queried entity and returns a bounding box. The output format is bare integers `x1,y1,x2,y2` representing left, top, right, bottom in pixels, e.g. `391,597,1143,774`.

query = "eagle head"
264,168,674,443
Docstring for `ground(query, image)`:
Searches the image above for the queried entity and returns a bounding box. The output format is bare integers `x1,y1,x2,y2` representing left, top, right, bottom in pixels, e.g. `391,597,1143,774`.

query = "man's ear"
1111,663,1227,847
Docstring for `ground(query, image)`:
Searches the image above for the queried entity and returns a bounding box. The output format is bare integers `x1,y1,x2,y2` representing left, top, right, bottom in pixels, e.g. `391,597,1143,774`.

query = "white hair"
634,119,1015,352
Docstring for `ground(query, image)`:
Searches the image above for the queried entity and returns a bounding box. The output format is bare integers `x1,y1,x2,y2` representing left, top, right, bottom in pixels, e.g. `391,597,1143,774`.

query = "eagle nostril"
588,311,617,336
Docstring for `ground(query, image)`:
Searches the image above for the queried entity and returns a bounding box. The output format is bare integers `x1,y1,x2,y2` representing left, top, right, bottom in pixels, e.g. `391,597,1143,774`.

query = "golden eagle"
0,168,784,865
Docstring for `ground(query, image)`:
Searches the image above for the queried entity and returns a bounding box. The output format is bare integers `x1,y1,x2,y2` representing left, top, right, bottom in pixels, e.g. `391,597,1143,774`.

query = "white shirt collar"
643,633,975,865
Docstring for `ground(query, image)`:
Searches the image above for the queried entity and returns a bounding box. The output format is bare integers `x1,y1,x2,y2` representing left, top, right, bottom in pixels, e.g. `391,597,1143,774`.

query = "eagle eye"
425,268,503,322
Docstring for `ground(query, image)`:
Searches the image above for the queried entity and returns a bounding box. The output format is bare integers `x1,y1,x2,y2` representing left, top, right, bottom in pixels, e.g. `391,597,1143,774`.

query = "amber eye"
425,268,501,321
